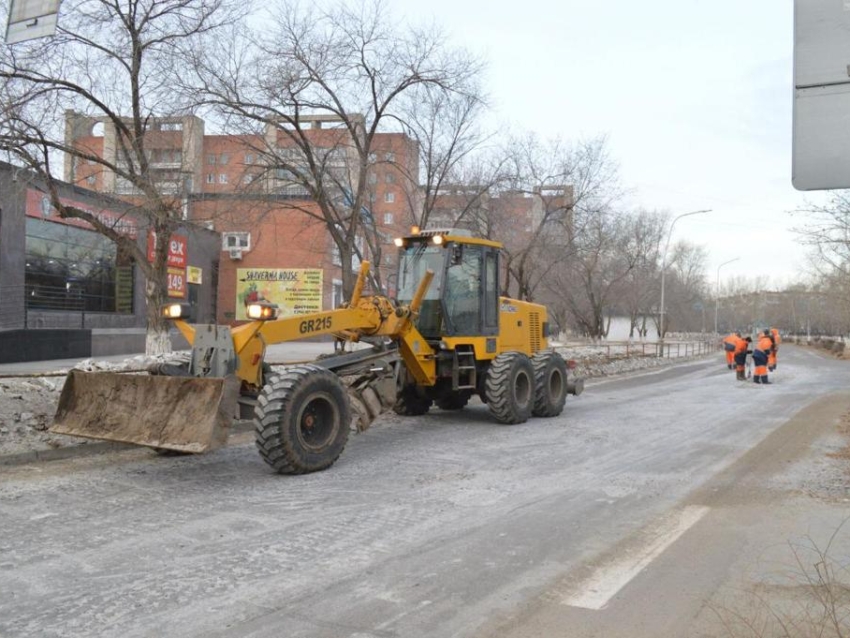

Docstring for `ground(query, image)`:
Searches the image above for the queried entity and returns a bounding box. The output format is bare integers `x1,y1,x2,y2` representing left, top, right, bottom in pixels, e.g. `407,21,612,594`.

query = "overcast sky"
400,0,821,289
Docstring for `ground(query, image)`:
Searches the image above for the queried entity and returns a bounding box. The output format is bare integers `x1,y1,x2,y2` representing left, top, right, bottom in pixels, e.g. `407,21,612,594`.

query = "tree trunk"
145,276,172,356
339,245,356,299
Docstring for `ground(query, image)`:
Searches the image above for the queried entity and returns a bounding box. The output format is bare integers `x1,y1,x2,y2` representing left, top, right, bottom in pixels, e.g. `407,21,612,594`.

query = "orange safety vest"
770,328,780,348
756,334,774,353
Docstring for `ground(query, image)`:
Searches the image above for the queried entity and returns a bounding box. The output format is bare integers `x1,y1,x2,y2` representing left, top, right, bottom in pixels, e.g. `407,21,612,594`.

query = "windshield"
396,243,445,302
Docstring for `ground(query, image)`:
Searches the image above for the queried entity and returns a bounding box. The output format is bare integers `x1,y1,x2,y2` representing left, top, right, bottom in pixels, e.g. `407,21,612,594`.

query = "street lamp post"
659,209,711,341
714,257,740,336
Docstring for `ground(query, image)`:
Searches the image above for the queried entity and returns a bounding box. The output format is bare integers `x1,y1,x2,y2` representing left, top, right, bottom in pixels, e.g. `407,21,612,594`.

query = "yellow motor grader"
52,228,583,473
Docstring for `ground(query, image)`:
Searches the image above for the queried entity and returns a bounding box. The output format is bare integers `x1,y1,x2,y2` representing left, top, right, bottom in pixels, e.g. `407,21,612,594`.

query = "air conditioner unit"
228,248,243,260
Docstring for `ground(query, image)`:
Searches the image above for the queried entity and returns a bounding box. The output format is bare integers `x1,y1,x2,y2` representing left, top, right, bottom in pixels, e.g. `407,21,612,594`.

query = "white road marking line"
562,505,710,610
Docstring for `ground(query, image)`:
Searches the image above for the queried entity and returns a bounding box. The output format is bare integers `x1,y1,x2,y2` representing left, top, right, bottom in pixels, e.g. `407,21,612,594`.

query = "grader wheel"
393,385,432,416
435,394,470,411
484,352,534,424
392,364,432,416
254,365,350,474
531,351,569,417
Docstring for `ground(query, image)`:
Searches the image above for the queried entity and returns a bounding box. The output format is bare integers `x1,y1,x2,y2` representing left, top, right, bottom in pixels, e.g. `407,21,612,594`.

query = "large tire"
485,352,535,424
254,365,350,474
393,385,432,415
435,393,470,411
531,351,569,417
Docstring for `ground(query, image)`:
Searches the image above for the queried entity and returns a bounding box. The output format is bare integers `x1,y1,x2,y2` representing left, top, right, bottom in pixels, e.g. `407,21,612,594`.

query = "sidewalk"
0,341,350,377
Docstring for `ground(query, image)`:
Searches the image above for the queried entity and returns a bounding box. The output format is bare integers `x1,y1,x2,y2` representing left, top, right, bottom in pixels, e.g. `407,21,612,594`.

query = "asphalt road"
1,345,849,638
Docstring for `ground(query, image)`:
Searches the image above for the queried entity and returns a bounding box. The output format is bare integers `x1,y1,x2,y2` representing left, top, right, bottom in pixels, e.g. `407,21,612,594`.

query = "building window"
383,212,393,225
86,175,96,186
24,218,134,313
219,153,229,165
385,152,395,162
384,191,395,203
385,173,395,184
206,173,215,184
368,173,377,185
245,152,254,164
218,174,228,184
206,154,216,165
368,152,377,163
222,232,250,251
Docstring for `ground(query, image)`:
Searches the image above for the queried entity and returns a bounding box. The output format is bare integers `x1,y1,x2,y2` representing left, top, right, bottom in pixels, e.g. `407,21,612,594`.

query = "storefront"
0,163,220,362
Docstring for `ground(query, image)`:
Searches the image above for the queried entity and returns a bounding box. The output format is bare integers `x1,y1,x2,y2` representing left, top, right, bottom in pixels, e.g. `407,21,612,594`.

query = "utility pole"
714,257,740,336
659,209,711,340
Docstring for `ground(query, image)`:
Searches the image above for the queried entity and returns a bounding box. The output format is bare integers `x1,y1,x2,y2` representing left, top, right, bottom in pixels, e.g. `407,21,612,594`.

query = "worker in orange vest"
722,332,740,369
768,327,780,371
733,334,752,381
753,329,774,384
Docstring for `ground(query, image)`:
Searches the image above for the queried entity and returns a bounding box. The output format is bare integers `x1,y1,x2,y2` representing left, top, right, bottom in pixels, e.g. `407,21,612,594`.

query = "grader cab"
51,229,582,474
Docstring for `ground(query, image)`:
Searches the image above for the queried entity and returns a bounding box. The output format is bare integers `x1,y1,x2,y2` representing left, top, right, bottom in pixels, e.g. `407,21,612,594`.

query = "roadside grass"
826,413,850,462
710,520,850,638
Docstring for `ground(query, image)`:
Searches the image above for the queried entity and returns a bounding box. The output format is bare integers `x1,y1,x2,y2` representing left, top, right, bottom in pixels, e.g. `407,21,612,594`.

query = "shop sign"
26,189,138,238
167,267,187,298
187,266,203,285
236,268,322,321
147,232,188,268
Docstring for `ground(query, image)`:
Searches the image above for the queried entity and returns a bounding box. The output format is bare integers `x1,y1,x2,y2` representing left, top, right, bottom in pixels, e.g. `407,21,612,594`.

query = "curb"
0,421,255,469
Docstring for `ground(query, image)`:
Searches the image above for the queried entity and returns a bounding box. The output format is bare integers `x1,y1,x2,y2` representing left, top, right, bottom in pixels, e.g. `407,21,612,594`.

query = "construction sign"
236,269,323,321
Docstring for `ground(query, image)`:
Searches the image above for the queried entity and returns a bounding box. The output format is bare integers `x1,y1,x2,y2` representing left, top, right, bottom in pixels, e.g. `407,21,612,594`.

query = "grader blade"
51,370,238,453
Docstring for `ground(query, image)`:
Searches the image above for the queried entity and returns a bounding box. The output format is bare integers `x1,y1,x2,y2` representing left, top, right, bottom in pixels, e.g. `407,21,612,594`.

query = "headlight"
393,237,404,247
161,303,190,319
246,302,278,320
432,235,443,245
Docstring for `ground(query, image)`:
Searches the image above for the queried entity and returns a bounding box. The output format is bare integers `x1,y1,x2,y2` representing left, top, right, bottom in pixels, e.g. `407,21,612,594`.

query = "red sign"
167,267,187,298
25,189,138,238
147,232,188,268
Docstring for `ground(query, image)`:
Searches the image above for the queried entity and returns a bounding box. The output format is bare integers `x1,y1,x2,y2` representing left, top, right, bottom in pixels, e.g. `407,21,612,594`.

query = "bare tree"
613,209,667,338
542,209,640,339
496,134,622,302
393,81,492,230
188,0,480,296
661,240,709,334
0,0,245,353
793,192,850,279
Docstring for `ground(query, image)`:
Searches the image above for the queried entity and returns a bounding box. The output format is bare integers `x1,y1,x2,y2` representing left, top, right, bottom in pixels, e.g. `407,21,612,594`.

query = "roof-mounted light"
411,225,421,235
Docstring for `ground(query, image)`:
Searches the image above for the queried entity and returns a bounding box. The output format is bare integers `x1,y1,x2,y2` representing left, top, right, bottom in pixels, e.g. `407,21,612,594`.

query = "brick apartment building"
64,112,420,323
63,110,573,325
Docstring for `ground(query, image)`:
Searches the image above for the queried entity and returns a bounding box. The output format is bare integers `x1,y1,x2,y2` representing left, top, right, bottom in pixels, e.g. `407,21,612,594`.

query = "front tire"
254,365,350,474
532,351,569,417
485,352,534,424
